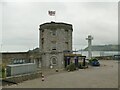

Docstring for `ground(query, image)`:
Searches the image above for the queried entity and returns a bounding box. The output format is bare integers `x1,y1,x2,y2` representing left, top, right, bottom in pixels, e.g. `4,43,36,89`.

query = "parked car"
89,58,100,66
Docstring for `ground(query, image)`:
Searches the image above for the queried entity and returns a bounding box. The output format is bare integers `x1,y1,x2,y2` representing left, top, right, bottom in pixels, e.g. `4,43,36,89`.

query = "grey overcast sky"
0,0,118,52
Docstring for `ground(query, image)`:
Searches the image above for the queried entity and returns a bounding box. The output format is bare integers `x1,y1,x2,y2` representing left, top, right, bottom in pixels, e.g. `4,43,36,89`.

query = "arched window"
50,57,57,65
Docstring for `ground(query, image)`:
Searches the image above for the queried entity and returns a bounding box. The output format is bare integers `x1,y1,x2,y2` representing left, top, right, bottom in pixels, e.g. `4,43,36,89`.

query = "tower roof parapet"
39,21,73,31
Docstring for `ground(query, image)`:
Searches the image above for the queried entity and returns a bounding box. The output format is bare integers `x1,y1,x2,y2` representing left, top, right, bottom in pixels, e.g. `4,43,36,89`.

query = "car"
91,59,100,66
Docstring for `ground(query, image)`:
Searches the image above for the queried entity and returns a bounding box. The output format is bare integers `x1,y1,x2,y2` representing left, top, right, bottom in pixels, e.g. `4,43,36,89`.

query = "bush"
2,67,5,72
78,62,83,69
1,64,6,78
78,62,89,69
66,63,76,71
2,71,5,78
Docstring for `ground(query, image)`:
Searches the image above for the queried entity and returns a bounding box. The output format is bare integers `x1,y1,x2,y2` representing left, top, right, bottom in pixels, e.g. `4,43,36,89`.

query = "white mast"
86,35,93,59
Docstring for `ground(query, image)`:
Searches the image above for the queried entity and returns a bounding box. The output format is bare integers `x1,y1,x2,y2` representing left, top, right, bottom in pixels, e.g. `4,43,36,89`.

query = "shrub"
1,64,6,78
78,62,83,69
78,62,89,69
66,63,76,71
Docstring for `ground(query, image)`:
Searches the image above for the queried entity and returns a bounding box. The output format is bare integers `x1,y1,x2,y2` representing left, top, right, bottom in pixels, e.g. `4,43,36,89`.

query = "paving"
3,60,118,88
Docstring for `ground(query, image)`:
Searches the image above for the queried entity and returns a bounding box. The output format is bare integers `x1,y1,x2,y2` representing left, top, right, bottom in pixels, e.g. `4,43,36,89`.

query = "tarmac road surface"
3,60,118,88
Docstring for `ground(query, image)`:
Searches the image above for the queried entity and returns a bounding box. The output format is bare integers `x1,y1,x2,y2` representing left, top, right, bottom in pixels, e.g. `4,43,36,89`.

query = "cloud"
2,2,118,51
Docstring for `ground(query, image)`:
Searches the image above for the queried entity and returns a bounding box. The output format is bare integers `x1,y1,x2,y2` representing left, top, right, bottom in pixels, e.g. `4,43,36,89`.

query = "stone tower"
39,21,73,68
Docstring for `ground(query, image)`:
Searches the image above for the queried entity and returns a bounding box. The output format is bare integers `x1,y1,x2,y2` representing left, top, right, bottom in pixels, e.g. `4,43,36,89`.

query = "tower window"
42,38,44,43
52,58,57,64
52,45,56,50
51,41,57,50
42,30,44,32
65,42,68,44
51,30,56,36
52,48,56,50
65,29,68,32
41,38,44,49
65,42,69,49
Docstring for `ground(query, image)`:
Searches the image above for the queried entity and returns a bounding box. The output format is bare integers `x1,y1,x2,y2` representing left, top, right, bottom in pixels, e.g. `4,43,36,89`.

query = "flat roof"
40,21,73,31
64,54,86,57
2,52,28,54
7,63,36,67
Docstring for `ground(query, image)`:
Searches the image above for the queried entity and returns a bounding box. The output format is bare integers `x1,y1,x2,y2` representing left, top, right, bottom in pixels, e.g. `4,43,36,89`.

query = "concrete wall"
6,63,37,76
3,72,42,85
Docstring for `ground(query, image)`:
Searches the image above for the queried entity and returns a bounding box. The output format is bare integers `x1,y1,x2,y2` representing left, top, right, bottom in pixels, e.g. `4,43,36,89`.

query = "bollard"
42,77,45,81
56,69,58,72
68,70,70,72
41,74,44,78
41,74,45,81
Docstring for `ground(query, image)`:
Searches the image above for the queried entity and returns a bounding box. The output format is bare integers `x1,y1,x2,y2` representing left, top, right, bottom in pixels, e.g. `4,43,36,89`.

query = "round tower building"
39,21,73,68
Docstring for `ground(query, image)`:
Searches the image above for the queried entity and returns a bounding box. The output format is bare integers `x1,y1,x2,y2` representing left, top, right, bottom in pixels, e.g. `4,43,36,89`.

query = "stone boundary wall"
2,72,42,84
93,56,114,60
